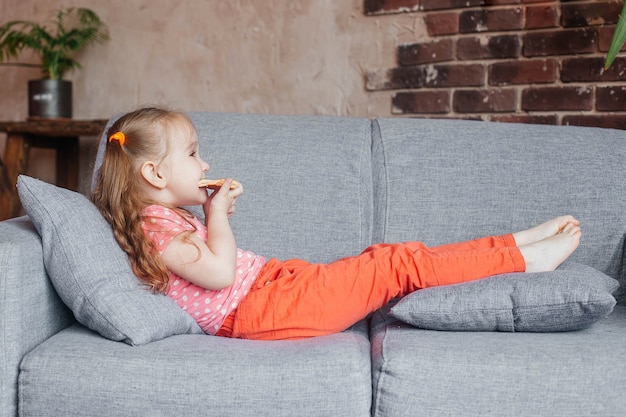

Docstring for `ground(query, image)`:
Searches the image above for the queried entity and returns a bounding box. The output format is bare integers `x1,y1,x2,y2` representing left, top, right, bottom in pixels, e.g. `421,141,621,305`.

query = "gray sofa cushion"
20,323,372,417
390,262,618,332
371,305,626,417
17,175,203,345
188,113,375,262
372,118,626,305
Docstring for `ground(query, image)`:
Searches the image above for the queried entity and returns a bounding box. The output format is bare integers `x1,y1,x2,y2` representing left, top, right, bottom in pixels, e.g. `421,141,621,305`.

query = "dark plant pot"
28,79,73,119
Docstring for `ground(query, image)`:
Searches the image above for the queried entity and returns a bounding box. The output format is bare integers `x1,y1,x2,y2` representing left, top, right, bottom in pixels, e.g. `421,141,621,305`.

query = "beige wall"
0,0,425,191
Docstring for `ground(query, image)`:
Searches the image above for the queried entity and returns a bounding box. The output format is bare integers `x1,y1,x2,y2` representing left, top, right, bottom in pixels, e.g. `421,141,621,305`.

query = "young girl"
92,107,582,341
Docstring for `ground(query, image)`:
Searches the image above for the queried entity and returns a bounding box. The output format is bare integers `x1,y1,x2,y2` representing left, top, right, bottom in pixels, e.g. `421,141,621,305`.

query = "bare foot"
513,215,580,247
519,224,581,273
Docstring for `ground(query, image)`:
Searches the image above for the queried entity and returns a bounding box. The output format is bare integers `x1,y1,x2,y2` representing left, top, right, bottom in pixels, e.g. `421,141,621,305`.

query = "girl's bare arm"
161,180,242,290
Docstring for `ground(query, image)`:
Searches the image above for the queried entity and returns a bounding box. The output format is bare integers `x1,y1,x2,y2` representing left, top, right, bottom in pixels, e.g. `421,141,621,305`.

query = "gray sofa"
1,112,625,417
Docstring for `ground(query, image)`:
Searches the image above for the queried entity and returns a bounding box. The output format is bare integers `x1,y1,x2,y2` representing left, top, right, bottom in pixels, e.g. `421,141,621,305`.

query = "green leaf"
0,7,108,79
605,2,626,69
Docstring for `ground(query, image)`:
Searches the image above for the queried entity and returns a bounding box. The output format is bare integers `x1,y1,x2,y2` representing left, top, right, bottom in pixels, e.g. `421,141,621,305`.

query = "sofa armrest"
0,216,74,417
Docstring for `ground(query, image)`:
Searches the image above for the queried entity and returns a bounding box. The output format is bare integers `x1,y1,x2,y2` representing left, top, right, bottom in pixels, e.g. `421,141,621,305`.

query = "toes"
556,216,580,234
562,224,581,236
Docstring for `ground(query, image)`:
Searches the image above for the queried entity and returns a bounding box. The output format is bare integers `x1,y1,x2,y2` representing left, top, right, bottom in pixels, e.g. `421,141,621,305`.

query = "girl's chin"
197,193,209,204
180,195,207,207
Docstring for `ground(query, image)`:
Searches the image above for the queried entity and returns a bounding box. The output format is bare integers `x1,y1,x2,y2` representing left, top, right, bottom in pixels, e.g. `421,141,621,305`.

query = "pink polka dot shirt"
141,205,265,334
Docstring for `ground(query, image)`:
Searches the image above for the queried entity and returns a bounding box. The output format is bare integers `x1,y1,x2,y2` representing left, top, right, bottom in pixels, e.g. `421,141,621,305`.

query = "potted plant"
0,7,109,119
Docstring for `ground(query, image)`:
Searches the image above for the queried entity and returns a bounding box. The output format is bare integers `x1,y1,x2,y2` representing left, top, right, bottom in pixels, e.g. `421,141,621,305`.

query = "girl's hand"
203,179,243,219
165,179,244,291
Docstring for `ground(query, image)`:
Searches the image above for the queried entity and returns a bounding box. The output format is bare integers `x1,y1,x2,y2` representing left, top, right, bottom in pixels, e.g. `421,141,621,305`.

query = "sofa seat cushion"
371,305,626,417
19,322,372,417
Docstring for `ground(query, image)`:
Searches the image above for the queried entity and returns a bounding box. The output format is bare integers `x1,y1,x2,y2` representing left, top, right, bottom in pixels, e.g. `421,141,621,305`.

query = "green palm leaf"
605,2,626,69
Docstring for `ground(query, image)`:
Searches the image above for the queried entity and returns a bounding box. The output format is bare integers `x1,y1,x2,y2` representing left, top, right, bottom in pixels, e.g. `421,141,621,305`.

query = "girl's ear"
140,161,166,189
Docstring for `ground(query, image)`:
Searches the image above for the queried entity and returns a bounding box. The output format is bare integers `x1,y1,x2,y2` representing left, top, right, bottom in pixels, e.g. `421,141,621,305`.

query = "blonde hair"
91,107,195,293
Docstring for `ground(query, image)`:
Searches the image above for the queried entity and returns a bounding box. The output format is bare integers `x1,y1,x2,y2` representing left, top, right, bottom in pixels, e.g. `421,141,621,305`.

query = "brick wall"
364,0,626,130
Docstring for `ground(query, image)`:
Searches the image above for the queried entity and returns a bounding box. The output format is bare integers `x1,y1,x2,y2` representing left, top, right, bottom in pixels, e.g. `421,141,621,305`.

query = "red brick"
366,63,486,90
522,86,593,111
525,5,558,29
523,27,597,57
392,91,451,114
597,86,626,111
425,12,459,36
490,114,558,125
365,67,424,91
424,63,485,87
364,0,420,15
457,35,520,60
563,115,626,130
398,39,455,66
561,2,621,28
420,0,483,11
489,59,556,85
459,7,523,33
454,89,517,113
561,57,626,82
484,0,521,4
599,25,626,52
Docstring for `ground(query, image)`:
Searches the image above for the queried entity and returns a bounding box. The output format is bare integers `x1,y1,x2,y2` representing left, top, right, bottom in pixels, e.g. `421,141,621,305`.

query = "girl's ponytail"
91,108,178,293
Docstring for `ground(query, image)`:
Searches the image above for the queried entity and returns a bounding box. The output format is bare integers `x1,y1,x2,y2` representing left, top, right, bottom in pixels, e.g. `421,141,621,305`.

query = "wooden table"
0,118,108,220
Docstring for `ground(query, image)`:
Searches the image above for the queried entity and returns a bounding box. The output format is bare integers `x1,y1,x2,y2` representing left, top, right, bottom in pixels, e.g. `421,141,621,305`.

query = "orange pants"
217,234,525,340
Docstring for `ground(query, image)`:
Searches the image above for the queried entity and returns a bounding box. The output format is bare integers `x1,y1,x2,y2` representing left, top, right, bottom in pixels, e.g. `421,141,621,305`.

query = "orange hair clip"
109,131,126,146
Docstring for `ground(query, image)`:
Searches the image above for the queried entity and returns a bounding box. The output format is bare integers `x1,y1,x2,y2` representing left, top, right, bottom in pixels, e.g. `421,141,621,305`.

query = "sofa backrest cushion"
372,118,626,305
190,113,374,262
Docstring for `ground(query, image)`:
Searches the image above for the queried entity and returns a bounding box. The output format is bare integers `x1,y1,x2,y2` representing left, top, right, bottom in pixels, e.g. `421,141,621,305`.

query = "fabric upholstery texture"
390,262,618,332
188,113,373,263
0,216,74,417
371,305,626,417
372,118,626,305
17,176,203,346
19,323,372,417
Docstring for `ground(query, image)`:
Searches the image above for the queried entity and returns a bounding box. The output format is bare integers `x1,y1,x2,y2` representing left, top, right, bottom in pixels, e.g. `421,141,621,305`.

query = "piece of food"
198,178,240,190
